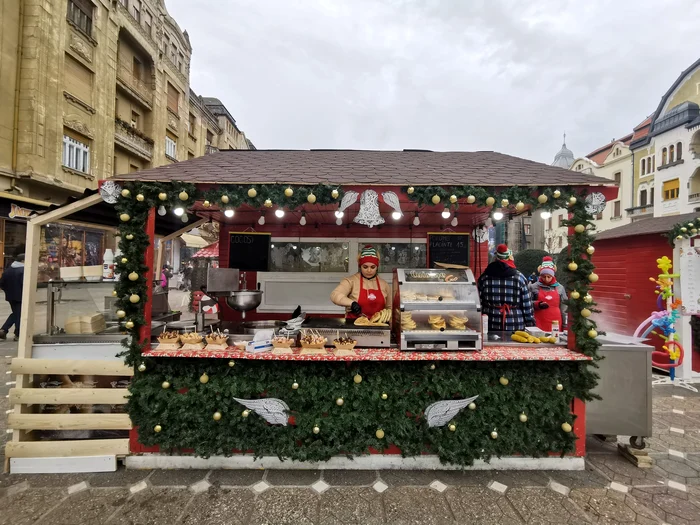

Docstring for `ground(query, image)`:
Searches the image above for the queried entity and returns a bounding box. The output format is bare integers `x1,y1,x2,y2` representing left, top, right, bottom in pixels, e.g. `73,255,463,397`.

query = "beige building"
0,0,252,268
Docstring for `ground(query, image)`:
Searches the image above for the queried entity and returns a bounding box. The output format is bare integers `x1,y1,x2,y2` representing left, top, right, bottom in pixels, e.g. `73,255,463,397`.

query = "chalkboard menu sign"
228,232,271,271
427,232,470,268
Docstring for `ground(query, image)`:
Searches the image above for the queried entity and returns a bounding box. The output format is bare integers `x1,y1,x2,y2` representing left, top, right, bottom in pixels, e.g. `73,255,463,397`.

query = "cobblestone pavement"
2,339,700,523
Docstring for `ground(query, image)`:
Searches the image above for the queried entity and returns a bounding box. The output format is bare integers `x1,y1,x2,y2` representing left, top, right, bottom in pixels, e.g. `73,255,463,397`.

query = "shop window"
3,221,27,270
39,224,106,280
677,141,683,161
270,242,349,273
523,223,531,235
356,242,427,274
67,0,93,36
62,135,90,173
165,136,177,159
663,179,680,200
641,158,646,175
167,82,179,114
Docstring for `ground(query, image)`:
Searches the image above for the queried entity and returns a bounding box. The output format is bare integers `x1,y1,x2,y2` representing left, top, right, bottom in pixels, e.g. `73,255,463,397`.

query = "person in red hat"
331,245,391,320
478,244,534,332
529,256,567,332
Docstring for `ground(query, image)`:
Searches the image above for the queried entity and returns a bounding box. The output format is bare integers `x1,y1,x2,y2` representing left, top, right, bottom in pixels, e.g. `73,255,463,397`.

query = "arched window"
652,155,655,172
650,185,655,204
641,158,646,175
662,147,668,165
677,142,683,161
669,144,675,162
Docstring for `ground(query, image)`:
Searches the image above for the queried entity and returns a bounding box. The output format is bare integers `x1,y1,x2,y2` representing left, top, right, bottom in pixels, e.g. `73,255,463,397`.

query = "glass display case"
392,268,482,351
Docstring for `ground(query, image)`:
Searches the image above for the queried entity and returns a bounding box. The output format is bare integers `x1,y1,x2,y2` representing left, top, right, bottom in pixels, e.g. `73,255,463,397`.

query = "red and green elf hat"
358,245,380,266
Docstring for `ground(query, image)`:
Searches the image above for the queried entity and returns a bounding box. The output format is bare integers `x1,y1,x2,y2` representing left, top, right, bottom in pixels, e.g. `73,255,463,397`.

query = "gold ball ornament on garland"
121,189,131,198
136,194,144,202
376,429,385,439
515,201,525,211
538,194,548,204
581,308,592,318
213,411,222,421
429,364,436,370
331,189,339,199
221,195,230,204
119,213,130,222
490,430,498,439
501,198,509,207
154,424,162,433
468,402,476,410
693,229,698,234
588,273,600,283
569,196,577,205
292,382,299,390
228,360,235,367
203,200,211,208
568,262,578,272
307,193,317,204
313,426,320,434
158,192,168,201
450,194,458,204
125,321,134,329
112,290,118,297
690,223,696,228
129,294,140,304
485,196,495,206
353,374,363,384
584,294,593,303
336,398,344,406
264,199,273,208
467,195,476,204
586,246,595,255
285,187,294,197
162,381,170,389
138,363,146,372
553,190,561,198
677,235,684,241
125,234,134,240
561,422,572,433
381,393,388,400
499,376,509,386
556,383,564,391
431,194,441,205
248,188,257,198
519,413,528,423
200,373,209,384
574,224,586,233
121,257,128,264
588,329,598,338
681,227,687,233
448,423,457,432
242,410,250,418
570,291,580,300
116,310,126,318
178,191,189,201
407,186,414,194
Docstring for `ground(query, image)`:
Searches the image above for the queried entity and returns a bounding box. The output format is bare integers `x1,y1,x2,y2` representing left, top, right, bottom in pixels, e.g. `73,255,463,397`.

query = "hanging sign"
228,232,271,272
679,242,700,315
427,232,470,269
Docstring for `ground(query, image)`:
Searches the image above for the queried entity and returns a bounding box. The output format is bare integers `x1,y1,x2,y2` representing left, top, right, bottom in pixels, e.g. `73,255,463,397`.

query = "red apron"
346,276,386,320
534,285,563,332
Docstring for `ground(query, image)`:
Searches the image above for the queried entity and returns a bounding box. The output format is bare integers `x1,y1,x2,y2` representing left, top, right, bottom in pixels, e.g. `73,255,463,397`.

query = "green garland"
667,216,700,245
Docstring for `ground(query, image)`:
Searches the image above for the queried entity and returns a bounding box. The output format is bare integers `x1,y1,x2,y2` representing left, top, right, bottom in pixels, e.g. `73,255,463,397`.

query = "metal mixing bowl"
225,291,263,312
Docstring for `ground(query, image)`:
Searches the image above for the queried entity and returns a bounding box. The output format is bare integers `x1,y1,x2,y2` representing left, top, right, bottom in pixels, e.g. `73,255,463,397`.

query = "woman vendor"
529,256,567,331
330,245,391,319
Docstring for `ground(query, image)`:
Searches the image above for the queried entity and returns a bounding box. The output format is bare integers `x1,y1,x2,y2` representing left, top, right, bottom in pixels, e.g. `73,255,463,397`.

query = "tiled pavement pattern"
3,340,700,523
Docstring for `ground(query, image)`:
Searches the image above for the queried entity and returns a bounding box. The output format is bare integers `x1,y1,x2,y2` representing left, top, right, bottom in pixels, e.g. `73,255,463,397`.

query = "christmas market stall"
6,150,618,472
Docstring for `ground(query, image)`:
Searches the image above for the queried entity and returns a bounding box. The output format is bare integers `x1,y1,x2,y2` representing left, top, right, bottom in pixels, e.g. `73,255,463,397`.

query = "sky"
166,0,700,164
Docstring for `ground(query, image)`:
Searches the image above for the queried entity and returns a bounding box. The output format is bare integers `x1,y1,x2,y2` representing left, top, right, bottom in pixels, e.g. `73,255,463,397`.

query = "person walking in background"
0,254,25,340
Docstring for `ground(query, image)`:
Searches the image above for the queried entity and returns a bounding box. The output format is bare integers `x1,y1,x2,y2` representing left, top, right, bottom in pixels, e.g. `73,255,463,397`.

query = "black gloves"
350,302,362,316
291,305,302,319
537,302,549,310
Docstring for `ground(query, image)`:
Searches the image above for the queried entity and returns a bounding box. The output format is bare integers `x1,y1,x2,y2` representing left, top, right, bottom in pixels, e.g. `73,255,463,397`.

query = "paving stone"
588,455,666,486
108,487,192,525
545,466,610,488
654,458,700,480
668,480,687,492
429,480,447,493
379,469,443,487
130,480,149,494
89,467,152,488
36,488,128,525
248,488,319,525
570,487,661,524
383,486,455,524
180,487,254,525
656,412,700,430
506,487,590,524
490,469,551,488
610,481,629,494
67,481,89,495
252,480,270,494
548,480,570,496
266,469,320,486
630,485,700,524
149,469,209,487
0,488,67,525
0,472,29,488
321,469,377,487
432,469,492,486
586,435,619,455
488,480,508,494
319,487,384,525
208,469,264,487
372,480,388,493
444,486,521,524
311,480,330,494
9,473,88,489
190,480,211,494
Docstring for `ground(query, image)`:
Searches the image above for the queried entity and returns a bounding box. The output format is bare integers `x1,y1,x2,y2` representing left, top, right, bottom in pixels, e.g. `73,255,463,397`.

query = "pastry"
427,294,440,302
414,293,427,301
400,312,417,330
401,291,417,302
428,314,446,330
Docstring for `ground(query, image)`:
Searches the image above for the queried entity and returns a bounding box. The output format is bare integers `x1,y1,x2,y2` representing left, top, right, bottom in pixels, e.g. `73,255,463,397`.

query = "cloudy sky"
167,0,700,163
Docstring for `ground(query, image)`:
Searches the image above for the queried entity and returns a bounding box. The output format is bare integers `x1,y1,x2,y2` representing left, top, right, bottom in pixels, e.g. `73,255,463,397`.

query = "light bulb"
299,215,307,226
292,245,298,250
541,210,552,220
441,208,451,219
181,214,188,223
335,210,344,218
275,209,285,218
258,214,265,225
336,218,342,225
493,210,504,221
157,205,166,216
451,216,458,227
413,215,420,226
392,211,402,220
224,208,234,218
173,207,184,216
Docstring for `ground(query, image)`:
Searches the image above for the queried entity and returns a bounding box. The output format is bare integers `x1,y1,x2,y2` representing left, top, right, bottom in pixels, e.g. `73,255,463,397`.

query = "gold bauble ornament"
264,199,273,208
407,186,414,194
681,227,687,233
381,393,388,400
129,294,140,304
203,200,211,208
125,321,134,329
569,196,577,205
588,273,599,283
570,291,580,300
136,194,145,202
553,190,561,198
138,363,146,372
162,381,170,389
154,424,162,433
313,425,320,434
556,383,564,391
331,189,339,199
336,398,344,406
588,329,598,338
690,223,696,228
242,409,250,418
561,422,572,433
538,194,548,204
121,189,131,198
121,257,128,264
431,194,441,205
126,234,134,240
292,382,299,390
221,195,230,204
490,430,498,439
375,429,385,439
499,376,509,386
501,198,509,207
128,272,139,281
200,373,209,384
693,229,698,234
519,413,528,423
179,191,189,201
248,188,257,198
429,364,436,370
515,201,525,211
448,423,456,432
158,192,168,201
581,308,592,318
307,193,317,204
485,196,495,206
466,195,476,204
568,262,578,272
586,246,595,255
116,310,126,318
228,360,235,367
353,374,362,384
284,187,294,197
468,402,476,410
450,195,458,204
213,411,222,421
677,235,684,240
584,294,593,303
574,224,586,233
119,213,130,222
112,290,118,297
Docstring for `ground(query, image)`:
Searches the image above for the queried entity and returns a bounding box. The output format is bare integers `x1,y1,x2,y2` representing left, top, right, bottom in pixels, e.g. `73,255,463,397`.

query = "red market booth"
6,150,616,473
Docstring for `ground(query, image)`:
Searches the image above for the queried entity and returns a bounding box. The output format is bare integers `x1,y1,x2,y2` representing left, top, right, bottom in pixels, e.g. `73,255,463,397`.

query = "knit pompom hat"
358,245,380,266
538,256,557,273
495,244,512,260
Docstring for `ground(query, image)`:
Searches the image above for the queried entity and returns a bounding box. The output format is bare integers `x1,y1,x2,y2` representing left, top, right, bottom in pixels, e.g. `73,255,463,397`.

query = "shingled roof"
113,150,613,187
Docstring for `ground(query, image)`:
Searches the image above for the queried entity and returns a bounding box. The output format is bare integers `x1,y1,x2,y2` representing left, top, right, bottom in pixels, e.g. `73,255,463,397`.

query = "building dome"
552,134,574,169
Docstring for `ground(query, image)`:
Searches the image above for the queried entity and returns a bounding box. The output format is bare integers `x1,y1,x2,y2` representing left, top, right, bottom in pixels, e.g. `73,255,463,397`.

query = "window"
650,187,655,204
354,242,426,274
67,0,93,36
614,172,621,185
662,147,668,165
640,189,648,207
143,9,152,35
663,179,680,200
641,158,646,175
558,215,565,227
166,82,179,113
178,52,184,72
547,217,552,230
64,53,93,103
523,223,531,235
129,0,140,22
187,152,195,160
595,212,603,220
118,0,127,6
129,164,139,173
130,110,139,128
677,142,683,161
652,155,655,172
613,201,621,218
206,130,213,145
188,113,196,134
165,136,177,159
669,144,675,162
62,134,90,173
132,56,141,81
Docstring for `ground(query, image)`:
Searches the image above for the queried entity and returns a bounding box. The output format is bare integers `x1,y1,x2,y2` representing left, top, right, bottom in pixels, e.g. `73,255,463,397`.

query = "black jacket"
0,263,24,302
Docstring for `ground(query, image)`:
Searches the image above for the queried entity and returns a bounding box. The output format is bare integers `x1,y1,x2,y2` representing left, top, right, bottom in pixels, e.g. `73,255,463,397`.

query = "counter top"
143,345,590,362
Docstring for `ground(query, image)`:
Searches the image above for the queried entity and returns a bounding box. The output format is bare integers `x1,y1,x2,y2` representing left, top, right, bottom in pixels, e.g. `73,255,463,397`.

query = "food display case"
393,268,482,351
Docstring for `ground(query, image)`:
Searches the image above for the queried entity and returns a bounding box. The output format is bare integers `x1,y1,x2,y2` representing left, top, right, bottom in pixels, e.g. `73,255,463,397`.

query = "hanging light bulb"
441,208,451,219
157,205,166,216
275,209,285,218
336,217,342,225
392,211,402,220
413,213,420,226
173,207,184,216
493,209,504,221
451,214,459,227
299,213,307,226
258,213,265,225
334,210,344,218
224,208,234,218
181,214,189,223
541,210,552,220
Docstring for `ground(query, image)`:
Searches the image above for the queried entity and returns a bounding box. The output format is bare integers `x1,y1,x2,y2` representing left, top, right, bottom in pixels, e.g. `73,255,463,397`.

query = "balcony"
625,205,654,219
205,145,219,155
690,192,700,204
114,118,153,161
116,62,153,109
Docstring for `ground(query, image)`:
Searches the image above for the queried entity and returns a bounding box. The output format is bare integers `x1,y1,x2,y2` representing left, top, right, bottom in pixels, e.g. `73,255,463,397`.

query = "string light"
258,213,265,225
392,211,402,220
541,210,552,220
299,213,306,226
441,208,451,219
413,213,420,226
335,210,344,218
224,208,234,218
181,214,188,223
275,209,285,218
157,205,166,216
451,213,458,227
492,209,504,221
173,207,184,216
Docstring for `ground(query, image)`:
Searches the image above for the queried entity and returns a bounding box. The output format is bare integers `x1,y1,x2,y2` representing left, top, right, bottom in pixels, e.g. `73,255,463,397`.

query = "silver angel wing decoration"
234,397,290,426
100,181,122,204
381,191,402,214
354,190,385,228
424,395,479,428
338,191,359,213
